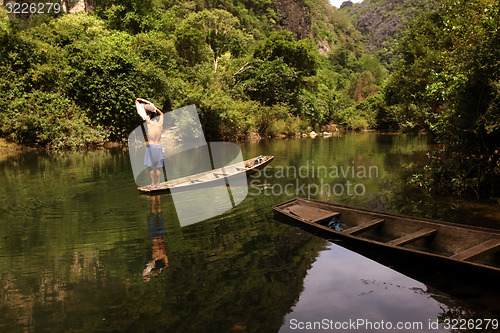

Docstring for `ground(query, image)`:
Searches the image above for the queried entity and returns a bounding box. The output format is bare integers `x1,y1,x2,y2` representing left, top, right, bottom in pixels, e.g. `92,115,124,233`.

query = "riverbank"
0,127,420,153
0,138,40,163
0,138,25,155
0,137,125,154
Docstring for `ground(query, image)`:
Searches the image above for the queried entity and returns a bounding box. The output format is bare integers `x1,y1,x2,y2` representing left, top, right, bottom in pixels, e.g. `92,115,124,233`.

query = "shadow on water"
0,133,499,332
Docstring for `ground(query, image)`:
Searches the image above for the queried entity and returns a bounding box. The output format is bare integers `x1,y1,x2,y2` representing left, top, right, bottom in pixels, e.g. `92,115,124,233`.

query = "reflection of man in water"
143,195,169,282
137,98,164,188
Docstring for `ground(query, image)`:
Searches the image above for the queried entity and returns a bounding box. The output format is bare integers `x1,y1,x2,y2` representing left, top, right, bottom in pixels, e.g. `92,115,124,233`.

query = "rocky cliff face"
62,0,95,13
353,0,403,52
272,0,311,40
341,0,437,69
344,0,438,51
271,0,360,56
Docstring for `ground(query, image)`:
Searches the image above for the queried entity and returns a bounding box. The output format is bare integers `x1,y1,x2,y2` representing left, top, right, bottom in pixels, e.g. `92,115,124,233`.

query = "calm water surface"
0,133,499,332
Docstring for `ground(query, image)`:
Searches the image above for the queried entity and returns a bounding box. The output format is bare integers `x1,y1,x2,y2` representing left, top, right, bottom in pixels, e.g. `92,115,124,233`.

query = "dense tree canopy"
1,0,498,198
1,0,382,148
385,0,500,197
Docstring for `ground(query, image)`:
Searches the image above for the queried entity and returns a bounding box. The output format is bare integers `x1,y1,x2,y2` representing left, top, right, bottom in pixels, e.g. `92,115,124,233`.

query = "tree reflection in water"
1,134,499,332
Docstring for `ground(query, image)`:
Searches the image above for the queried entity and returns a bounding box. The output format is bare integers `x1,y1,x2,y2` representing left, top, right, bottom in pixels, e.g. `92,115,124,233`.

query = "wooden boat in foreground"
273,198,500,274
138,155,274,193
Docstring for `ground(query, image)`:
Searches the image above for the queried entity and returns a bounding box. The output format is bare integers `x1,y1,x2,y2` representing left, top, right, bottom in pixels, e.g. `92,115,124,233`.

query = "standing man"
136,98,164,188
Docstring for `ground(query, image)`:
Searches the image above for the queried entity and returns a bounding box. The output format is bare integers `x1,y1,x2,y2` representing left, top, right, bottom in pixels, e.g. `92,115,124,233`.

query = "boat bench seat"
387,228,437,246
451,239,500,261
287,205,340,224
344,218,384,235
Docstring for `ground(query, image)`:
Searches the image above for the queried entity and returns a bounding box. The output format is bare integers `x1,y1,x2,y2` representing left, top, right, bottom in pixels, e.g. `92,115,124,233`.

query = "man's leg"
149,168,155,187
156,168,161,186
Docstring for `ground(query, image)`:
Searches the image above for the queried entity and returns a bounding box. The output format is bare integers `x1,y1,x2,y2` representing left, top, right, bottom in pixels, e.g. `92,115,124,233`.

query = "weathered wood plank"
451,239,500,261
344,218,384,235
387,228,437,246
287,205,340,224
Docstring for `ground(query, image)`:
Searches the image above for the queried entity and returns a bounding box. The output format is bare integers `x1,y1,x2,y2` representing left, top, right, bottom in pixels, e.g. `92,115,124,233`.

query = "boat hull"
273,198,500,275
138,155,274,193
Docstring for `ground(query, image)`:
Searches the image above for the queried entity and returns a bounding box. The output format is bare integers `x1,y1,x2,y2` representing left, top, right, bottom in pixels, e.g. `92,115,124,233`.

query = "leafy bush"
197,90,254,140
251,104,287,136
270,114,308,136
386,0,500,197
254,31,318,77
297,90,329,128
0,0,390,150
240,58,299,106
94,0,159,33
66,30,170,138
1,91,107,149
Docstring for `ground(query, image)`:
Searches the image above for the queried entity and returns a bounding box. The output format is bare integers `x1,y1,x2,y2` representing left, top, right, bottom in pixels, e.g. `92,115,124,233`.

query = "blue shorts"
144,144,164,169
147,213,165,238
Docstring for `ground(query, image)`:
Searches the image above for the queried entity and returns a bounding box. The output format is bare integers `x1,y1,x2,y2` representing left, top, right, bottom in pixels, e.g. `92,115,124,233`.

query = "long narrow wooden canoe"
273,198,500,274
138,155,274,193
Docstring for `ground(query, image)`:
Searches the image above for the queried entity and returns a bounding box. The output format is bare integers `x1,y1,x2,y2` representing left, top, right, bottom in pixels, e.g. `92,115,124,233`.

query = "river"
0,133,499,332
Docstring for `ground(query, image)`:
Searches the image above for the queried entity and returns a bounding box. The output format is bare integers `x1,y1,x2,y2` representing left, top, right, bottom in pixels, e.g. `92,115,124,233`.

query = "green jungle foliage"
385,0,500,197
1,0,498,199
0,0,384,148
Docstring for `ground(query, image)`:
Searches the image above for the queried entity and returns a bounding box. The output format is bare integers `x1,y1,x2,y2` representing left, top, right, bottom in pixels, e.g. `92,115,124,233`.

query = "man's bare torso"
147,115,163,145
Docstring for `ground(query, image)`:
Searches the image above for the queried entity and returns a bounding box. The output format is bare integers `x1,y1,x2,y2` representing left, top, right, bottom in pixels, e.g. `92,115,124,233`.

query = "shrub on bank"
0,6,384,148
1,91,107,149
